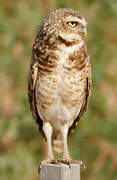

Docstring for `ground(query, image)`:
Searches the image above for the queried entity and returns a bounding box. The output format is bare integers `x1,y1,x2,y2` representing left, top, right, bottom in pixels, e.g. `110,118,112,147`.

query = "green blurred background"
0,0,117,179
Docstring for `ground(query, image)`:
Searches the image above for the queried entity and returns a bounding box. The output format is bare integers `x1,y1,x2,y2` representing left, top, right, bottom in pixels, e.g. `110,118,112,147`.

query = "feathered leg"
43,122,54,160
58,124,85,169
39,122,54,171
61,125,70,160
39,122,54,173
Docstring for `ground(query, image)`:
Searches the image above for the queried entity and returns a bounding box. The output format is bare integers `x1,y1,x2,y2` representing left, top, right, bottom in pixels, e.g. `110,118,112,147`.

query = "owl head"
42,8,87,44
58,9,87,43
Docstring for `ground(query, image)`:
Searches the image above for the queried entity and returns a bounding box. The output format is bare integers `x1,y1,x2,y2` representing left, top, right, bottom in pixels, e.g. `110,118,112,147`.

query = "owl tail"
52,134,63,153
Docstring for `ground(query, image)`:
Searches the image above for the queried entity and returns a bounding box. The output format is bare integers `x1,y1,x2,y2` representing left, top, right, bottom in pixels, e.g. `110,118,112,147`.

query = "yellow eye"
67,21,77,28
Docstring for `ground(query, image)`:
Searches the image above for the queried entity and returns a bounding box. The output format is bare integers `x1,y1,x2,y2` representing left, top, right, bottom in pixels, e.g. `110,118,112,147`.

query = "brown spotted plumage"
28,8,91,166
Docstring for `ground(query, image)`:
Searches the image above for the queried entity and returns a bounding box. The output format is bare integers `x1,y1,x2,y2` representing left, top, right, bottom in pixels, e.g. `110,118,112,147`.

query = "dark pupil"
71,21,75,25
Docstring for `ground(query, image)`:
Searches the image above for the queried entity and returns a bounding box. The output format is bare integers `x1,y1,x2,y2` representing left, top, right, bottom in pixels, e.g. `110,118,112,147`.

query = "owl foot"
51,159,86,170
38,159,85,173
46,159,72,169
38,159,54,173
70,159,86,169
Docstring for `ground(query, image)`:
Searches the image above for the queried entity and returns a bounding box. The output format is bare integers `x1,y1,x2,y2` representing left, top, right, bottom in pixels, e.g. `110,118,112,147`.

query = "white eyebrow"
77,18,87,26
65,16,87,26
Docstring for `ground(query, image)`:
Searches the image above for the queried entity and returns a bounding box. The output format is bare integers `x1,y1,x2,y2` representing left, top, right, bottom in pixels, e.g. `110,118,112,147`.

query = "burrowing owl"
28,8,91,167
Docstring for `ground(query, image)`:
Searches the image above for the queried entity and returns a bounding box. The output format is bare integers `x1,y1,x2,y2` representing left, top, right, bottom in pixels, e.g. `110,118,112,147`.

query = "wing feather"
68,56,91,135
28,56,43,134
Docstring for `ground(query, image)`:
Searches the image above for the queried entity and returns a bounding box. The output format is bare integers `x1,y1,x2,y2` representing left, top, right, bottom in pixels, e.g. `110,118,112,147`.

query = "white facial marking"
77,17,87,26
66,16,87,26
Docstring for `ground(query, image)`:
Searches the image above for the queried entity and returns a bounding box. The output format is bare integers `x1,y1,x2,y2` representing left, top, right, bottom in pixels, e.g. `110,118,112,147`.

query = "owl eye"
67,21,78,28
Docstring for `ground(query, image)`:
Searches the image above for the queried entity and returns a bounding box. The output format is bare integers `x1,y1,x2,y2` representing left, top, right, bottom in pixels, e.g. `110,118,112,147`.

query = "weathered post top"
40,164,80,180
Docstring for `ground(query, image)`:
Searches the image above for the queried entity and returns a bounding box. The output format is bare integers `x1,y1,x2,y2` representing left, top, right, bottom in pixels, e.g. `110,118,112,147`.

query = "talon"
65,160,69,165
38,159,55,173
71,160,86,170
68,161,71,170
38,167,41,174
80,161,86,169
51,159,55,164
51,160,58,164
38,161,42,174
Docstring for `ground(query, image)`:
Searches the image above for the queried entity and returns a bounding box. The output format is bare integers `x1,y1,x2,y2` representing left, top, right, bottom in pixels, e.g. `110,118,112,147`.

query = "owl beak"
84,31,87,38
79,30,87,39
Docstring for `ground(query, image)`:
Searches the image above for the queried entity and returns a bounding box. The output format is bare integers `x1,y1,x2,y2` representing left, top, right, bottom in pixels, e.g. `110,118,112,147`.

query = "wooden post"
40,164,80,180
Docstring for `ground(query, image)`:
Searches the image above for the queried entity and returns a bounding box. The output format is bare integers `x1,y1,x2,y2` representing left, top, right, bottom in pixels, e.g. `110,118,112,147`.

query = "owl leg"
61,125,70,160
58,125,85,169
39,122,54,173
43,125,71,168
43,122,54,161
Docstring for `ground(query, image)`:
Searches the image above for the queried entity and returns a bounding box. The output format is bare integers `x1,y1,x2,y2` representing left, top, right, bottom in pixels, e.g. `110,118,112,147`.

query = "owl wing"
68,56,91,135
28,55,43,133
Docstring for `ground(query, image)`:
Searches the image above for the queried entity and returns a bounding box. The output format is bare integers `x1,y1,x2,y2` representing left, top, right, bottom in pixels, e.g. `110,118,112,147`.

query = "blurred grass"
0,0,117,179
